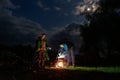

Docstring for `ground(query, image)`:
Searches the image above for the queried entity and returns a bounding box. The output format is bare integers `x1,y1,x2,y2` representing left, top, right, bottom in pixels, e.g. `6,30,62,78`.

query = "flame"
58,62,64,67
55,60,65,68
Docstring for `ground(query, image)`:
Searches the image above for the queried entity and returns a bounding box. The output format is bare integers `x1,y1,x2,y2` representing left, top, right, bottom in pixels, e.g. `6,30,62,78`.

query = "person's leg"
71,48,75,67
38,51,42,68
41,50,46,68
67,51,70,66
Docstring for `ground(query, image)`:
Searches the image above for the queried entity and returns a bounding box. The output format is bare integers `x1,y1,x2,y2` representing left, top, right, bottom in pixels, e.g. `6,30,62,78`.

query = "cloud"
65,23,81,36
49,23,83,53
64,13,69,16
48,27,65,36
0,0,17,9
37,0,44,8
0,0,45,45
0,15,45,45
37,0,51,11
47,23,82,42
67,0,72,3
55,0,72,4
44,7,51,11
74,0,100,15
54,6,61,11
74,5,86,15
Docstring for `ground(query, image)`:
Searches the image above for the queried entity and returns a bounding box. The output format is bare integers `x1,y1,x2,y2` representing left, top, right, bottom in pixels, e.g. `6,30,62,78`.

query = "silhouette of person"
36,33,49,68
66,40,75,67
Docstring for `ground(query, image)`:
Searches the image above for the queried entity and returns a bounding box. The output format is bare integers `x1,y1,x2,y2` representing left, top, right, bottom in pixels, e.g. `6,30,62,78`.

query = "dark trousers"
67,47,75,66
38,50,46,67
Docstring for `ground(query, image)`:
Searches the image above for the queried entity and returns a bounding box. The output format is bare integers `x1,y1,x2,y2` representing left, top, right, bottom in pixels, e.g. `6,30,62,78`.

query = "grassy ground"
59,66,120,73
33,66,120,80
1,66,120,80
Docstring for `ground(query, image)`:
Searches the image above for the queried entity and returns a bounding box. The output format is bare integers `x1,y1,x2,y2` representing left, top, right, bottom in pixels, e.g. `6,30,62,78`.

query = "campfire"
55,58,67,68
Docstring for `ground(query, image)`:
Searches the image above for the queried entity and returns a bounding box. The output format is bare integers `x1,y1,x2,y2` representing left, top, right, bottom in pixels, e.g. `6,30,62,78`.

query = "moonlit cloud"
74,0,100,15
75,5,86,15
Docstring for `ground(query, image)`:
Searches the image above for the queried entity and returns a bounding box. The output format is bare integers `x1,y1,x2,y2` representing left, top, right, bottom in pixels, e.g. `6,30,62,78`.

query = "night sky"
0,0,87,46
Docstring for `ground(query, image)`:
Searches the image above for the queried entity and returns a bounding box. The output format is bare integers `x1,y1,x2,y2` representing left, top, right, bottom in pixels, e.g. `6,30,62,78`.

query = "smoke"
75,0,100,15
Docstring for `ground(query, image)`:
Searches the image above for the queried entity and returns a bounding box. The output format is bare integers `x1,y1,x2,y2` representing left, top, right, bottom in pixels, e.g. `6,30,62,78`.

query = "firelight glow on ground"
48,66,120,73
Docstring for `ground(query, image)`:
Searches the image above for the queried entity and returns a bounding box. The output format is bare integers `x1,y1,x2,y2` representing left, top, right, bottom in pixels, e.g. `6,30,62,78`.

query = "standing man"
66,40,75,67
36,33,49,68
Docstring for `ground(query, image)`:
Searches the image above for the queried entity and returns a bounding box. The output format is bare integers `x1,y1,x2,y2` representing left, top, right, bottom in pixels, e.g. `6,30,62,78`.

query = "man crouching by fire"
55,43,68,68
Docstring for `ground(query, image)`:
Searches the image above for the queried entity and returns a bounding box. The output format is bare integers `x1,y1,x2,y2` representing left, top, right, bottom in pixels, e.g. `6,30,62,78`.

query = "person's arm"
36,41,40,52
46,41,50,60
46,51,49,60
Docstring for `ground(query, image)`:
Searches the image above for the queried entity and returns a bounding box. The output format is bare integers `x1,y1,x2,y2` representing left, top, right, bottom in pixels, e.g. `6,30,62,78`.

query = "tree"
80,0,120,63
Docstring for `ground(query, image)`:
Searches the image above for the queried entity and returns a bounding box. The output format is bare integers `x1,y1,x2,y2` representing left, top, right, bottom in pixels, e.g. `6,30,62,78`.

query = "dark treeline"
0,44,57,70
0,44,36,71
76,0,120,67
0,44,35,61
